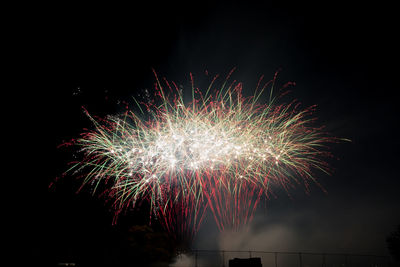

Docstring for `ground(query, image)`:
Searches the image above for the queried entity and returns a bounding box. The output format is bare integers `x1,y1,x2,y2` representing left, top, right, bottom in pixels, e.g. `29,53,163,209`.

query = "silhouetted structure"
192,250,391,267
387,224,400,262
229,257,262,267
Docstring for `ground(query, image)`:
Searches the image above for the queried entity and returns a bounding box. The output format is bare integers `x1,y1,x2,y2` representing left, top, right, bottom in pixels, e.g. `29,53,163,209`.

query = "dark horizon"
18,1,400,266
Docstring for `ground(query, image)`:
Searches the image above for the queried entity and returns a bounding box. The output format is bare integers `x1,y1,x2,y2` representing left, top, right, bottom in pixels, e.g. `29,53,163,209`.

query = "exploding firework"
61,69,341,241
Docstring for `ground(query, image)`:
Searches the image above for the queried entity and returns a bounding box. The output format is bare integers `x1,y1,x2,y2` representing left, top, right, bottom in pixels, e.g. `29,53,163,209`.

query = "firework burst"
61,69,342,241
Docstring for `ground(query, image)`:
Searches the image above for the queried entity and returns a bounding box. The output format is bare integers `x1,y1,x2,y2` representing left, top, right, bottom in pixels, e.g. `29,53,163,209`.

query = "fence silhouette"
182,249,394,267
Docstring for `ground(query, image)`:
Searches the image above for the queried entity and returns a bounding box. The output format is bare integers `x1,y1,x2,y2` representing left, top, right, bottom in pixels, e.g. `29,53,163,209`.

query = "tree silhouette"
127,225,177,266
387,225,400,262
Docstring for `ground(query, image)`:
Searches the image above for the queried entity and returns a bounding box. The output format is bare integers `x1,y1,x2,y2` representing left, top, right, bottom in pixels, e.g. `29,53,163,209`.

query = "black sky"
18,1,400,266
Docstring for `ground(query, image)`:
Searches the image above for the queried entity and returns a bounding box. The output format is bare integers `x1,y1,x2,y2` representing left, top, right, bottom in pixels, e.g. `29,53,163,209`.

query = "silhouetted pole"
299,252,303,267
274,252,278,267
322,253,326,267
222,250,225,267
194,250,198,267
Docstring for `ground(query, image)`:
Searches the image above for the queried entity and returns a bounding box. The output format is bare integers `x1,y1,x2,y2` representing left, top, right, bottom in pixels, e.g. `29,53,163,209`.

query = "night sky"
19,1,399,266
